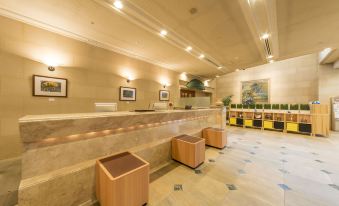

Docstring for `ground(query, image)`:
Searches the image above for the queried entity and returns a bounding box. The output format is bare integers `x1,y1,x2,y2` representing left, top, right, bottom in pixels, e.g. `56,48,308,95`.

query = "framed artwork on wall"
33,75,68,97
241,79,269,105
119,86,136,101
159,90,170,101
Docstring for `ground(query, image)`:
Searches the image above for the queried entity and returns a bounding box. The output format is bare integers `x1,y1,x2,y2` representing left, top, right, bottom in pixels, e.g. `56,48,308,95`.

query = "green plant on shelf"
264,104,271,110
272,104,280,110
237,104,243,109
249,104,255,109
243,104,249,109
290,104,299,110
300,104,310,110
255,104,263,109
280,104,288,110
222,95,233,106
231,104,236,108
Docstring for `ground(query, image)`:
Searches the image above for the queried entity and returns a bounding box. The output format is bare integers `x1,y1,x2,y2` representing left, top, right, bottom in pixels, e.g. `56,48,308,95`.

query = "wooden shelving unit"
227,104,328,136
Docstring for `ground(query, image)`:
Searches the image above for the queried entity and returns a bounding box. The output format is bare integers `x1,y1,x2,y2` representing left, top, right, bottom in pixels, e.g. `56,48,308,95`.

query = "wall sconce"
163,84,166,88
127,79,131,83
48,66,55,71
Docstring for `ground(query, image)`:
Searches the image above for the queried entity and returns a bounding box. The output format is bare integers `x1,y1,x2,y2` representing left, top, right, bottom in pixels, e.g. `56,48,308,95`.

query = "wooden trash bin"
202,127,227,149
96,151,149,206
171,135,205,168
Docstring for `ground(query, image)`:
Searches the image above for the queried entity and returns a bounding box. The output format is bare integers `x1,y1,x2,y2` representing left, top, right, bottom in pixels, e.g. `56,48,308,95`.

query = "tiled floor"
149,126,339,206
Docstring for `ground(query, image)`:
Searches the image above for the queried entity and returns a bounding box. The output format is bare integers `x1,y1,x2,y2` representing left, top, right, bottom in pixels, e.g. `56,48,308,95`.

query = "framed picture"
120,86,136,101
33,75,67,97
241,79,269,104
159,90,170,101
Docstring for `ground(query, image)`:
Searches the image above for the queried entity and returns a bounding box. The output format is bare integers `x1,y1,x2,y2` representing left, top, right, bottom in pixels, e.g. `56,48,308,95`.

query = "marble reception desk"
18,108,225,205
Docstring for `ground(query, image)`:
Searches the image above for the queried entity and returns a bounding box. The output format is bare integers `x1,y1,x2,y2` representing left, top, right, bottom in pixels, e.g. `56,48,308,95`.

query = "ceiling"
0,0,338,77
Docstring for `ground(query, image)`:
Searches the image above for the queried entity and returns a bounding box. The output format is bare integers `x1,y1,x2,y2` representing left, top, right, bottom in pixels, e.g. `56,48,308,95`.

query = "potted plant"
272,104,279,110
264,104,271,111
300,104,310,114
236,104,243,111
280,104,288,112
249,104,255,111
289,104,299,114
255,104,263,112
222,95,233,107
243,104,249,112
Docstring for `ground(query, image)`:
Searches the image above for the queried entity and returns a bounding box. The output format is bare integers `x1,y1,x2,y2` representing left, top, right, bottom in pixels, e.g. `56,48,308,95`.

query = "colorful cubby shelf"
227,104,329,137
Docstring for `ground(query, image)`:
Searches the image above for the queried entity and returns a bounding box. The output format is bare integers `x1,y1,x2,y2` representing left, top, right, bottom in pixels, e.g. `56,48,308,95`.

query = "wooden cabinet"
311,104,329,136
202,128,227,149
172,135,205,168
96,152,149,206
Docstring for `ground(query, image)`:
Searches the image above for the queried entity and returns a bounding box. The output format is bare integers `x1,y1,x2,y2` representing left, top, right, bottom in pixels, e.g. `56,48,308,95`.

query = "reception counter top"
18,107,225,206
19,108,221,146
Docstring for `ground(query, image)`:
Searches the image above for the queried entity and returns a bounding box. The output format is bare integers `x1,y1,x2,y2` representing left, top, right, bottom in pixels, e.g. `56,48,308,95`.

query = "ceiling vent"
263,38,272,56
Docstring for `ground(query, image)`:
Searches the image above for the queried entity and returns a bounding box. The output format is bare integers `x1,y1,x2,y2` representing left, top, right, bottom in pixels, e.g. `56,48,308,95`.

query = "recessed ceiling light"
261,33,269,40
216,75,220,78
267,55,273,59
218,66,223,69
185,46,192,52
235,69,240,72
269,60,274,63
199,54,205,59
160,30,168,37
113,0,123,9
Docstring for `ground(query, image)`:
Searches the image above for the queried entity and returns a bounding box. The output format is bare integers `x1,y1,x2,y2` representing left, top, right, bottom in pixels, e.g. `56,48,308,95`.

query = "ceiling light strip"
94,0,226,73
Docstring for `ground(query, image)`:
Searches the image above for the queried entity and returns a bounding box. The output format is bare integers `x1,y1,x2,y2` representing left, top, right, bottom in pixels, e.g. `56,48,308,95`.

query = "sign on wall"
241,79,269,104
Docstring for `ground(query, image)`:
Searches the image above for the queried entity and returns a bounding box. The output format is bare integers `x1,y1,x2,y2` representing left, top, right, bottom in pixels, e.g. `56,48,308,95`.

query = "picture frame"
119,86,136,101
33,75,68,97
159,90,170,101
241,79,269,104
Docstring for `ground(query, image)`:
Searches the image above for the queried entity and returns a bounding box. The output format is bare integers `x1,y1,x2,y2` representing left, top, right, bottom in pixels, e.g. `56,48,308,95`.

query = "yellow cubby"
230,117,237,125
244,119,253,127
287,122,298,132
264,121,274,129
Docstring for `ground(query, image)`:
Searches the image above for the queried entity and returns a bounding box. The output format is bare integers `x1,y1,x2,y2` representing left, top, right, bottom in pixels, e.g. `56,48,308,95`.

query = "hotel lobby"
1,0,339,206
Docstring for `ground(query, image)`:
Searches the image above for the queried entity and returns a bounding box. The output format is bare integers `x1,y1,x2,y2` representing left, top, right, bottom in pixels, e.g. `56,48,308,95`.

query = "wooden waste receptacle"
96,151,149,206
171,135,205,168
202,127,227,149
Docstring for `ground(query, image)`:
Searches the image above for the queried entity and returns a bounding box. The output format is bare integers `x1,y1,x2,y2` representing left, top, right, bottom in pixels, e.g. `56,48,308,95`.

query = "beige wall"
318,63,339,104
216,54,319,104
0,16,180,161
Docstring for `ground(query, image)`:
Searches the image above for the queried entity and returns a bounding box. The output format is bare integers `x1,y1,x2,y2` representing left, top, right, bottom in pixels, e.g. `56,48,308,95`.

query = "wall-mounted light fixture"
127,79,131,83
48,66,55,71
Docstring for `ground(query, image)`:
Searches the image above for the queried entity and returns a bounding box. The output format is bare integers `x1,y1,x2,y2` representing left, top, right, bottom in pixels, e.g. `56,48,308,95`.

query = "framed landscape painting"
241,79,269,105
120,86,136,101
33,75,67,97
159,90,170,101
